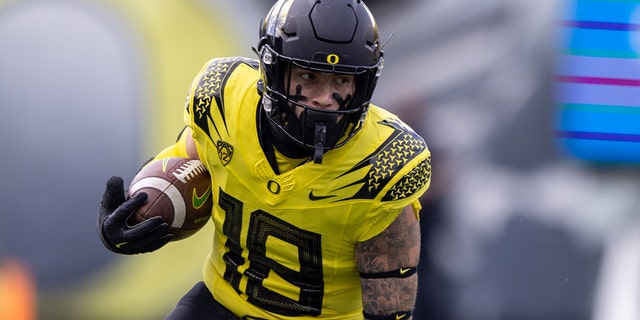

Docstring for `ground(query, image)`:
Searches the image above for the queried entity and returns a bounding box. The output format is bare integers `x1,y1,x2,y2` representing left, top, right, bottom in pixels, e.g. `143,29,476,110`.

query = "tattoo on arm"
356,205,421,318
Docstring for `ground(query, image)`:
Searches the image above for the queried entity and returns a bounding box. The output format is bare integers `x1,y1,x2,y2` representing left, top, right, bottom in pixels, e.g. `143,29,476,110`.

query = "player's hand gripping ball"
128,157,212,240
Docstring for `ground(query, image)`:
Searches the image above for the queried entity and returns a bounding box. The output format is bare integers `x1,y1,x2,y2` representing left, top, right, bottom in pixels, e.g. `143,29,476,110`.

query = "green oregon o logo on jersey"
326,54,339,64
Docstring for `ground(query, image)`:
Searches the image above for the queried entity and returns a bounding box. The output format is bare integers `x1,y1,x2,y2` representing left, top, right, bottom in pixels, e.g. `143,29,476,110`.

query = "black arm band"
363,310,413,320
359,267,417,279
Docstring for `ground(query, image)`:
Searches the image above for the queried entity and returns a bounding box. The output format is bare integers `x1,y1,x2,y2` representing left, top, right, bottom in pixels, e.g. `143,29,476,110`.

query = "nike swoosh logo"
161,158,170,172
400,268,411,275
192,185,212,209
396,313,407,320
308,190,336,201
115,242,128,249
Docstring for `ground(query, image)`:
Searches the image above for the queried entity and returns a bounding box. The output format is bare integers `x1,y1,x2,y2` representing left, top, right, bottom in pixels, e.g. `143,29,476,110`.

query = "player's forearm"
360,275,418,320
356,205,421,319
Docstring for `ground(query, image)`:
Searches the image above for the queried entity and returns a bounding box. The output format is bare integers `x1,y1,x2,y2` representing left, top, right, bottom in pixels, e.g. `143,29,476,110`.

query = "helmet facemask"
259,44,382,163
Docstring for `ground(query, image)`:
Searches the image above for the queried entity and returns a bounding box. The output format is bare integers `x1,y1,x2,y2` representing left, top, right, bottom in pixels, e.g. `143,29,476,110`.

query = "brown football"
128,157,212,241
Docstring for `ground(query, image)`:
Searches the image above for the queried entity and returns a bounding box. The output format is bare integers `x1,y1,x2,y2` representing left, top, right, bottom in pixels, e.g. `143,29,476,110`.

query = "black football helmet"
256,0,383,164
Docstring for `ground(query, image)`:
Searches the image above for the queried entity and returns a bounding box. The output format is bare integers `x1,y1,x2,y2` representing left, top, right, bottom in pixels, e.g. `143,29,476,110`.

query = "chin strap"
313,121,327,164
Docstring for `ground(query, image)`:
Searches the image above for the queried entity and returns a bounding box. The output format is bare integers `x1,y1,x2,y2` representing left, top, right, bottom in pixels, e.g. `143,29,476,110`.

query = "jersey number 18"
219,189,324,316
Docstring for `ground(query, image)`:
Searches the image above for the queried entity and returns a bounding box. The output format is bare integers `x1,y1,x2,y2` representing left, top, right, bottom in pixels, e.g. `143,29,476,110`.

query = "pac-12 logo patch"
216,140,234,166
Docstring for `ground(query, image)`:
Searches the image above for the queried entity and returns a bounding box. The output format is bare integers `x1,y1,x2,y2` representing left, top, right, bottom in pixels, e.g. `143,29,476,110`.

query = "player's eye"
299,72,316,81
334,76,353,86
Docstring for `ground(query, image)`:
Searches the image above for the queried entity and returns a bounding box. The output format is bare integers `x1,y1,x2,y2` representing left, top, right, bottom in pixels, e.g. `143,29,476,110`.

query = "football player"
98,0,431,319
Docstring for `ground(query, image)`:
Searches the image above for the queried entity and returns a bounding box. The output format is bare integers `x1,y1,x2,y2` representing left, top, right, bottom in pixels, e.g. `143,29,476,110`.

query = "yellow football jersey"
178,57,431,319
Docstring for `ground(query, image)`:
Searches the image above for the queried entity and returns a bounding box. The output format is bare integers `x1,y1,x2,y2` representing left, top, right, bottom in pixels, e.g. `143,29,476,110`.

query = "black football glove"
98,176,173,254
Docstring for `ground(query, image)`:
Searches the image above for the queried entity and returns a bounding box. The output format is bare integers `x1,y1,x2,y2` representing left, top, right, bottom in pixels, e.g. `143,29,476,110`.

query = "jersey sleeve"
353,115,432,242
150,58,223,162
358,157,431,241
180,57,260,169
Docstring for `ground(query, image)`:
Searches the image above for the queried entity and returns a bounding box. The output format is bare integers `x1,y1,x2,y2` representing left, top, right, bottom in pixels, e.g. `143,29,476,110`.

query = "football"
128,157,213,241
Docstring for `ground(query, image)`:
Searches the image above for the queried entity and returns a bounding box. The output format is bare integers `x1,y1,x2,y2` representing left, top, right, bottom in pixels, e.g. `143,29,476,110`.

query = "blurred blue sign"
555,0,640,163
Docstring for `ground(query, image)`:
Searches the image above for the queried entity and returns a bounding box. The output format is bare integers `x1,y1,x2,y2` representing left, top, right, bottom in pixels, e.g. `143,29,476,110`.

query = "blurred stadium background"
0,0,638,319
